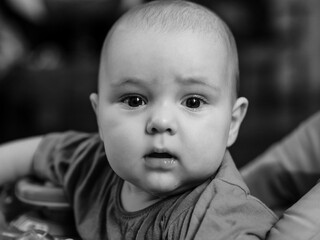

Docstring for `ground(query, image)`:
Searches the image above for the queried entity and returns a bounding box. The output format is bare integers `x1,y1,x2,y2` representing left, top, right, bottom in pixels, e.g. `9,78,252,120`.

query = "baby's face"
94,28,237,197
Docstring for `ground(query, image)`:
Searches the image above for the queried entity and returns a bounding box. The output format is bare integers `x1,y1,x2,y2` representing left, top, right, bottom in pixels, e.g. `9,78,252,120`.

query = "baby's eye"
121,95,147,108
183,96,206,109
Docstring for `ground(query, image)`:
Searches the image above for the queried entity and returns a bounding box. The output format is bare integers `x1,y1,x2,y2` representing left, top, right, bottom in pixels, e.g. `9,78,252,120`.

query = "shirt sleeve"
187,187,277,240
183,155,278,240
32,131,104,196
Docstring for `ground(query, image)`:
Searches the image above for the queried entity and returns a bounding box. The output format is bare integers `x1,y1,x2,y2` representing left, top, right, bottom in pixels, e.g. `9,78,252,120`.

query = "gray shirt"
33,131,277,240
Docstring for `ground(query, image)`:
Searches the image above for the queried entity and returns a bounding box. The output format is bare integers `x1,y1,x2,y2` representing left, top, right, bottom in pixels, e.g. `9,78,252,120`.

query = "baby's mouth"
144,151,177,169
146,152,175,159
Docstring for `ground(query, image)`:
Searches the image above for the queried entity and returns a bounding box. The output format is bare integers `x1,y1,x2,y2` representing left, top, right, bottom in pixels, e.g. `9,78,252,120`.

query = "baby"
0,1,277,239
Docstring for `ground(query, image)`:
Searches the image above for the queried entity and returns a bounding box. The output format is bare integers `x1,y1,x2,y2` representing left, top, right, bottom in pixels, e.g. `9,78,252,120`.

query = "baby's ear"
89,93,99,114
227,97,248,147
89,93,103,140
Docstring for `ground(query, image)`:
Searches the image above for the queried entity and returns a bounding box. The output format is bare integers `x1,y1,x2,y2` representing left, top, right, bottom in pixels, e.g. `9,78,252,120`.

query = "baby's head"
90,0,248,204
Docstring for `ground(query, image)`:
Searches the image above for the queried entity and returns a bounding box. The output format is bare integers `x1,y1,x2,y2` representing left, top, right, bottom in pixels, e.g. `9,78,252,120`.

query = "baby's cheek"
185,131,226,170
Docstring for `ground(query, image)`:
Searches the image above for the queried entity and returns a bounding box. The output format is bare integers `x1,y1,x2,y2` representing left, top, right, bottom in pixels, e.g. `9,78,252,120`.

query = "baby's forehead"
107,26,227,53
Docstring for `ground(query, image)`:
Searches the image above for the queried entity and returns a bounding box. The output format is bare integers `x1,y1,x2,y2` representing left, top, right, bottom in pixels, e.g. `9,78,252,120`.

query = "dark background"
1,0,320,168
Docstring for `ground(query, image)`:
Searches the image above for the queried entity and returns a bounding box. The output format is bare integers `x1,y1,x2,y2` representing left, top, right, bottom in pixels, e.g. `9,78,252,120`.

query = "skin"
90,25,248,211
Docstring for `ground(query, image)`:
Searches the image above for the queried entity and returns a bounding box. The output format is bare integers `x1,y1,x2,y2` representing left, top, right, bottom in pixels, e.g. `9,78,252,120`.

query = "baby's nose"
146,107,177,135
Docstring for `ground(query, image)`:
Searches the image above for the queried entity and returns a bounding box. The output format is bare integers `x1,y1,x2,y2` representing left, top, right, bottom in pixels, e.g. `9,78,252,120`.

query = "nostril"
148,126,175,135
166,128,174,134
151,127,158,134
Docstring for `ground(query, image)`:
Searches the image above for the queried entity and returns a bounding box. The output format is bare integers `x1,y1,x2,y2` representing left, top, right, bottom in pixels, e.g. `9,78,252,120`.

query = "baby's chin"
145,179,205,199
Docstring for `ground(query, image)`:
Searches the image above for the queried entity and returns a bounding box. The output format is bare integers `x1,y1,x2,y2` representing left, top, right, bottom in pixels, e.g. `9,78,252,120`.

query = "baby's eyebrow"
110,78,145,87
176,77,221,92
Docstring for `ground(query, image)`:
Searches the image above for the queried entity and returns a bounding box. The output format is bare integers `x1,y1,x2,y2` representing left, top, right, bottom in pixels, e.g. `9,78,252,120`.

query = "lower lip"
144,157,177,170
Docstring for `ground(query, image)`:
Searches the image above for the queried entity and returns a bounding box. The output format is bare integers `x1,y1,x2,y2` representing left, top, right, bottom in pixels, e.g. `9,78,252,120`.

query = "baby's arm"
241,111,320,211
0,136,42,185
266,181,320,240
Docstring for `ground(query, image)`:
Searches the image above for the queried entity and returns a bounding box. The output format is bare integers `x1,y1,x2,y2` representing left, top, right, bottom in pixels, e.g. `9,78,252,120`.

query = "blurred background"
0,0,320,168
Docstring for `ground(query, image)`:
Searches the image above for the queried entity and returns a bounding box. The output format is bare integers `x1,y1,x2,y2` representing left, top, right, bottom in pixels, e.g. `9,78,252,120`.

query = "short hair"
99,0,239,97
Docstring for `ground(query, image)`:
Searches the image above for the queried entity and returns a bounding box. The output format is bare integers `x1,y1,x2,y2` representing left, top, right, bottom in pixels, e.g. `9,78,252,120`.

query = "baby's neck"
121,181,161,212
